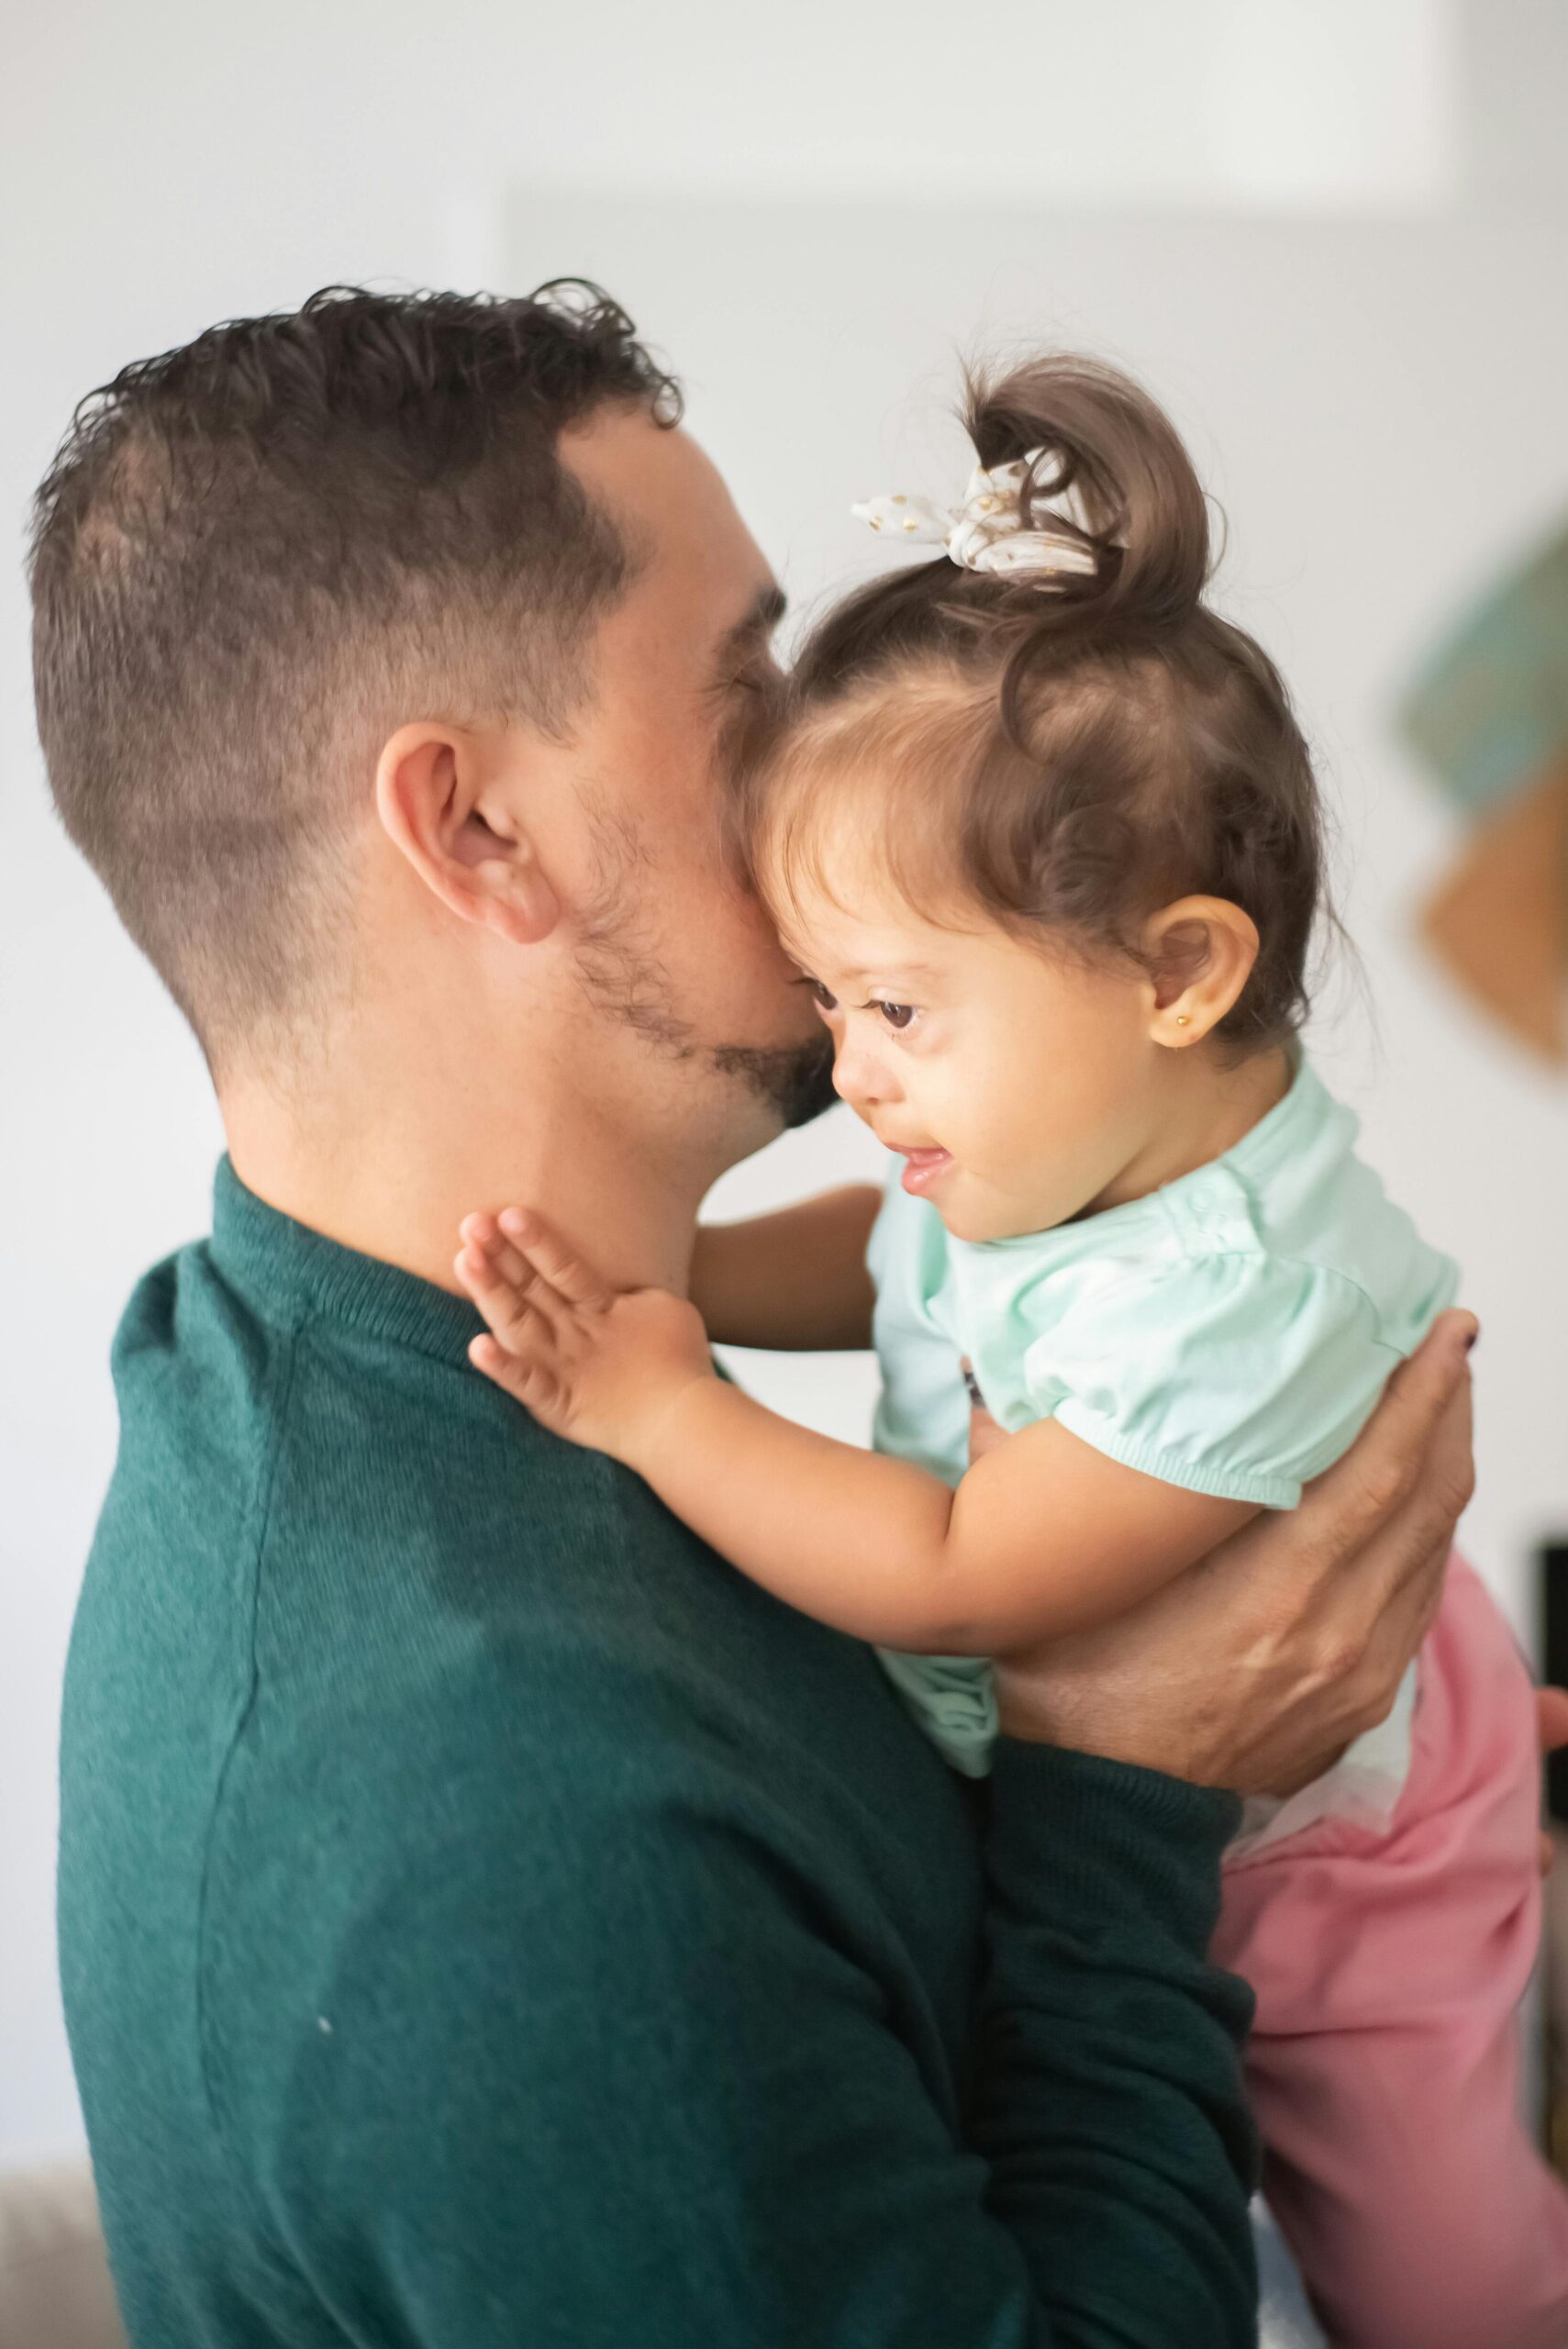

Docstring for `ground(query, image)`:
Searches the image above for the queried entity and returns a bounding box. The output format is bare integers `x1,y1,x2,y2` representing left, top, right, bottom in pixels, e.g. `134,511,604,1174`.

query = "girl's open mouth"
896,1147,954,1197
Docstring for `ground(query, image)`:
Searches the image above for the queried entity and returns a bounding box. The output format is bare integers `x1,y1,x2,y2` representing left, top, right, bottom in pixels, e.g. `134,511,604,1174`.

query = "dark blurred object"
1541,1539,1568,2175
1399,527,1568,1064
1547,1542,1568,1824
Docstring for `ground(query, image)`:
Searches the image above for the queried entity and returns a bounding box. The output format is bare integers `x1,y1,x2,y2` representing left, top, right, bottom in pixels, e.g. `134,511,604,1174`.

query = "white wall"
4,0,1565,2162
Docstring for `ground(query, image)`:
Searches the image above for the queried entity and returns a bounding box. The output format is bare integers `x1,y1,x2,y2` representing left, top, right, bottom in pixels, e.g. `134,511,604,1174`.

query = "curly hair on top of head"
743,351,1337,1059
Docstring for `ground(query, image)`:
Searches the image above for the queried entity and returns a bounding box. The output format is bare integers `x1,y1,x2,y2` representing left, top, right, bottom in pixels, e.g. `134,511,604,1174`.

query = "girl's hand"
456,1208,714,1469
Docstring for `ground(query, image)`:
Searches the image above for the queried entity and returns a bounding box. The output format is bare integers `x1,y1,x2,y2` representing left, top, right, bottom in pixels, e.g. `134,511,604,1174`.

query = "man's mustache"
713,1033,837,1129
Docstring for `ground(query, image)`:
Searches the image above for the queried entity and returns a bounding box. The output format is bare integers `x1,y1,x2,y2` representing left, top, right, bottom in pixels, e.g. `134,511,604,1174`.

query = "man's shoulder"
90,1251,959,2032
89,1243,789,1842
262,1308,743,1653
249,1315,876,1833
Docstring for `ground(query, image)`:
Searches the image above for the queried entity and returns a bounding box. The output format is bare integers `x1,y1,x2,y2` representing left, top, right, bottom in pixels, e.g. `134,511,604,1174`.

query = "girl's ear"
374,722,561,946
1140,895,1260,1046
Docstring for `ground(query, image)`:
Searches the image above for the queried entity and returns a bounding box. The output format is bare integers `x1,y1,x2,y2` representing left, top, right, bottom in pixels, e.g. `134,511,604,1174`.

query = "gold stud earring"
1175,1015,1191,1027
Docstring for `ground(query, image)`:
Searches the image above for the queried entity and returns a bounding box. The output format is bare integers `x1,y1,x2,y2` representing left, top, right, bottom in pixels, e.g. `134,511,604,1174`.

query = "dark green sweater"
59,1159,1258,2346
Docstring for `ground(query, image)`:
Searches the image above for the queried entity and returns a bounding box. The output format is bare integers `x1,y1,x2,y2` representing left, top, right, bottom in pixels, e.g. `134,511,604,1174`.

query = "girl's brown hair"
745,353,1326,1054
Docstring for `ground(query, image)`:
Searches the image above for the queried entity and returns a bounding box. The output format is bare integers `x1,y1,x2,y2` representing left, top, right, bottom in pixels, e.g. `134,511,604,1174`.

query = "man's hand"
989,1310,1478,1798
457,1209,714,1470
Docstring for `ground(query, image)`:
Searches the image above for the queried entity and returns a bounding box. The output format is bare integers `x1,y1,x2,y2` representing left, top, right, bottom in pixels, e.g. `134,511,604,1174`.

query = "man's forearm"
973,1742,1260,2339
692,1185,880,1349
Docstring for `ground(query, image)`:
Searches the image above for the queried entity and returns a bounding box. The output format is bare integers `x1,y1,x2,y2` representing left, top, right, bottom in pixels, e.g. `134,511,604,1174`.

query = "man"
38,285,1475,2346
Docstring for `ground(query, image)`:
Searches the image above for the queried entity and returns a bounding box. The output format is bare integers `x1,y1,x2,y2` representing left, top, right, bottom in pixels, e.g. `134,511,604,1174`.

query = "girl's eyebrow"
782,949,940,986
842,964,940,985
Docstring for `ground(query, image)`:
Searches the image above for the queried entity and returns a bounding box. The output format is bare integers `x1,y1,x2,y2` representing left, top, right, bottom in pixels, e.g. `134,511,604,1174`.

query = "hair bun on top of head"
851,451,1102,587
853,353,1212,636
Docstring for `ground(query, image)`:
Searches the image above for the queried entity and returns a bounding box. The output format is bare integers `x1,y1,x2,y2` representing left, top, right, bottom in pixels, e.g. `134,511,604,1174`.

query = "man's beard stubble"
712,1033,839,1129
573,808,837,1133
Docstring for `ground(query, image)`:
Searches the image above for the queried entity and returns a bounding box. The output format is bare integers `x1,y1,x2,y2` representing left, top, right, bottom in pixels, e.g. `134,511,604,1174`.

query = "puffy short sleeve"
1023,1252,1407,1509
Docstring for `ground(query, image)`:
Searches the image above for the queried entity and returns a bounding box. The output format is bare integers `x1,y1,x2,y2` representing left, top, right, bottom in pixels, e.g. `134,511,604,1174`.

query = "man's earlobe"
375,723,561,946
493,843,562,945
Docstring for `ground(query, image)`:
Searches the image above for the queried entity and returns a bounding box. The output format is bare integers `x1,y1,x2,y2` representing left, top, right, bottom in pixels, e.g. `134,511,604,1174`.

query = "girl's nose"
833,1039,895,1111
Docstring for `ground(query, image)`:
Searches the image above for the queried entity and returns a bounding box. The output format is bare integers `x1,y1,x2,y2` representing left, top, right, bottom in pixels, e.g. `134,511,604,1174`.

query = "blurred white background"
5,0,1566,2161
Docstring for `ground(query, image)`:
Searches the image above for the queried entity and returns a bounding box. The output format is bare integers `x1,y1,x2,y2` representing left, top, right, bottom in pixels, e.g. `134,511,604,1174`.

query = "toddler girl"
457,354,1568,2349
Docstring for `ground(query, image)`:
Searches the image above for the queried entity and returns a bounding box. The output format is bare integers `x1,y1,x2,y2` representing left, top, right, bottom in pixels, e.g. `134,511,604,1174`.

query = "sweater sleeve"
976,1742,1259,2341
261,1731,1257,2347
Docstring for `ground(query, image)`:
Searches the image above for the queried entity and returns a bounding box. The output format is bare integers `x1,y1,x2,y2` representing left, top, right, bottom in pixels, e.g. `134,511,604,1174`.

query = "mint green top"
58,1159,1259,2348
870,1058,1458,1776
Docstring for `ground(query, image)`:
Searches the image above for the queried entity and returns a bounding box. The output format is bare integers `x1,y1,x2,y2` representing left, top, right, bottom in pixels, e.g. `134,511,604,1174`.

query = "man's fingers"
1330,1382,1471,1726
497,1208,612,1312
1397,1368,1475,1557
1392,1305,1478,1403
1349,1311,1476,1523
1287,1356,1473,1747
1337,1541,1449,1741
1293,1319,1473,1619
1350,1379,1473,1651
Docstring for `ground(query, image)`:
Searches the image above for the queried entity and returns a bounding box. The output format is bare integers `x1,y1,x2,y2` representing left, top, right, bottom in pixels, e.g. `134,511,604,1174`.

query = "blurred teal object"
1397,518,1568,1064
1401,524,1568,814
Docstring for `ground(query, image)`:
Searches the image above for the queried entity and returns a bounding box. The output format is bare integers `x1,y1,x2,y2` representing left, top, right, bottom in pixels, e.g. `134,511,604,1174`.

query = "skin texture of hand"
982,1310,1480,1798
457,1208,715,1470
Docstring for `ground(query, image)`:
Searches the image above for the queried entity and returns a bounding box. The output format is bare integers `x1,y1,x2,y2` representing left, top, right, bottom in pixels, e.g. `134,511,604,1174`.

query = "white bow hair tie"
851,448,1100,585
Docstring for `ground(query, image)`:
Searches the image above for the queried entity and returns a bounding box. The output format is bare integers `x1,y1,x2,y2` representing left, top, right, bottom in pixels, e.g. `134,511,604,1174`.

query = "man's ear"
374,722,561,946
1140,895,1260,1046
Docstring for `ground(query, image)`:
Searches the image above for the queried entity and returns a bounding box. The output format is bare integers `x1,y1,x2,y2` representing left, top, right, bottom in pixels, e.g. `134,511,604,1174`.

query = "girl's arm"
690,1185,881,1351
456,1209,1255,1652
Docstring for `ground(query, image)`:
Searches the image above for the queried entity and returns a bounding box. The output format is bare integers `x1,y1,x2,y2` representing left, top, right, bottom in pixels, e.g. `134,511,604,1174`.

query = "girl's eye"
877,1001,916,1031
807,980,839,1012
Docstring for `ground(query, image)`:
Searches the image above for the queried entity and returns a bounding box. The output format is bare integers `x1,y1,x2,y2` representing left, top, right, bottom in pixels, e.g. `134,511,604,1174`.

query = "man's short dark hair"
28,283,681,1074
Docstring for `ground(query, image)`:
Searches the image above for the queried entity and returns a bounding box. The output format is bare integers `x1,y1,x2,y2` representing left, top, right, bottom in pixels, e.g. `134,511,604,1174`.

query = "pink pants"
1216,1562,1568,2349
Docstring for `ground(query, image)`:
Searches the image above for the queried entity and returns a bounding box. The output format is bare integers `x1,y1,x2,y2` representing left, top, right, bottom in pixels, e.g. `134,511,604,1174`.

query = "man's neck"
219,1050,711,1304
